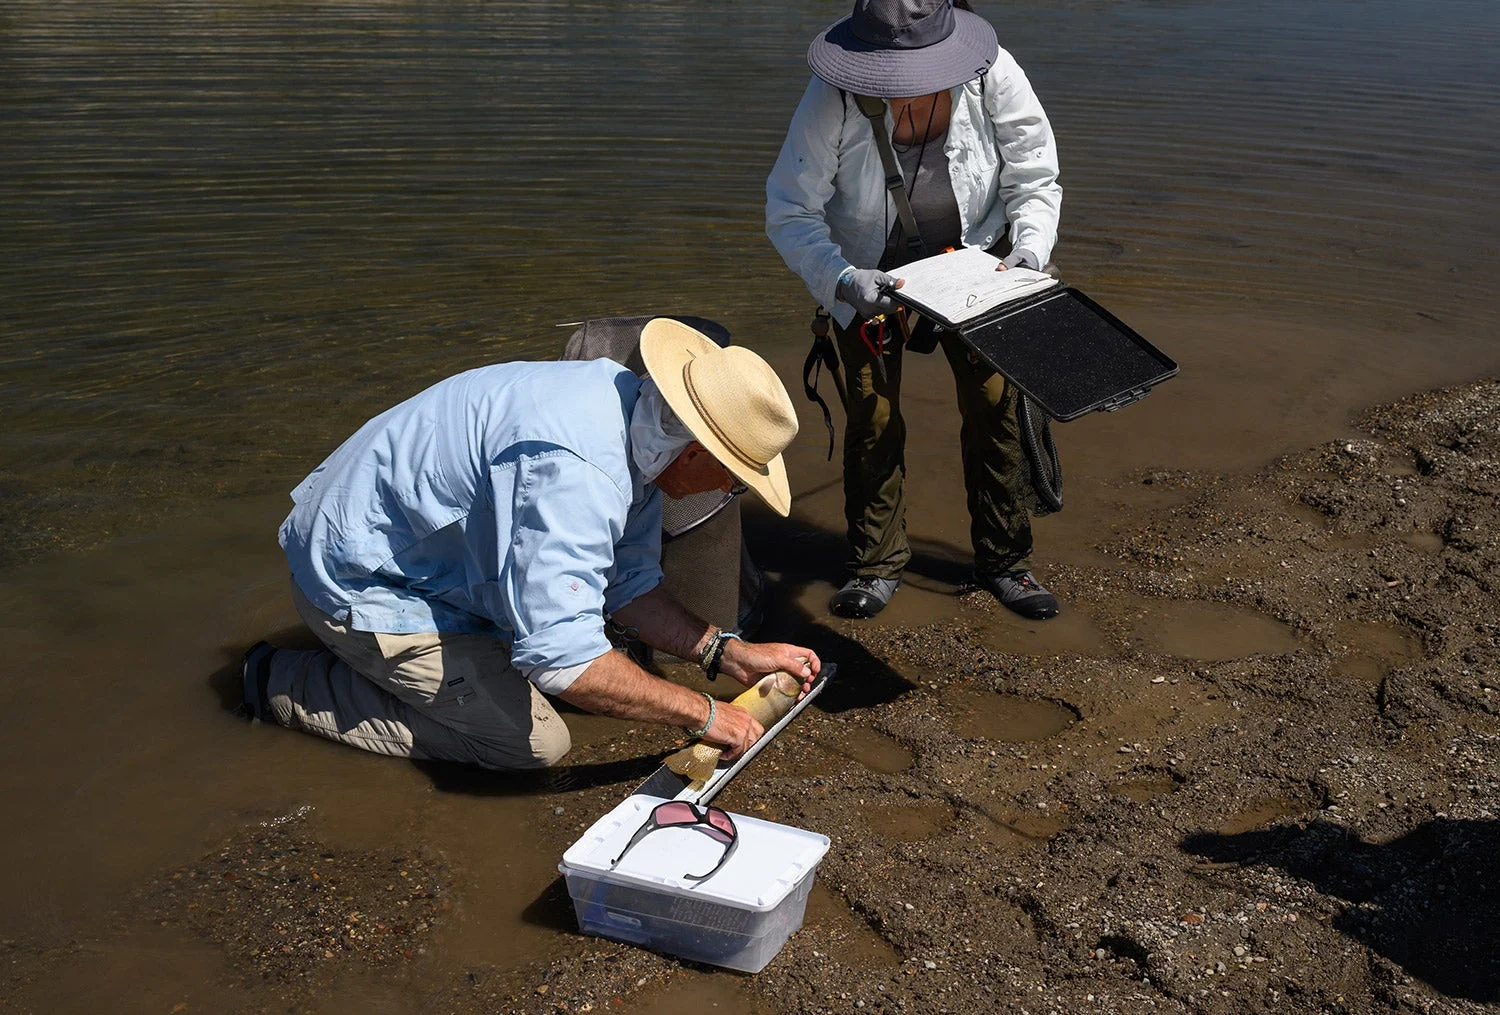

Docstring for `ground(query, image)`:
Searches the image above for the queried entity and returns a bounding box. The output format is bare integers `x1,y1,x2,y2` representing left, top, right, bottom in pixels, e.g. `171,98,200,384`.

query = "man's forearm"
556,647,711,730
611,586,716,662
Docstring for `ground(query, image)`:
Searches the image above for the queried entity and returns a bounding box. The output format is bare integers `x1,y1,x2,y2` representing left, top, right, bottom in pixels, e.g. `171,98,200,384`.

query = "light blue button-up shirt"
278,359,664,693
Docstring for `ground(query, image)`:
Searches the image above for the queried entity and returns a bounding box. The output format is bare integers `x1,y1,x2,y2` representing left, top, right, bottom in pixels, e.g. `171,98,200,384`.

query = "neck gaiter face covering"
629,378,695,483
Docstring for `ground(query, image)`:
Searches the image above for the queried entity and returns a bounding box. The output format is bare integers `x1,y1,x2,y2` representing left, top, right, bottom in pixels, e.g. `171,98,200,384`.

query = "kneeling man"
243,319,820,769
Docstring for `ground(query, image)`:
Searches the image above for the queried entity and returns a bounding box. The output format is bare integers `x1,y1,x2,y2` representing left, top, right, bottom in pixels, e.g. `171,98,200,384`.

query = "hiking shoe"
978,569,1060,620
241,641,278,722
829,576,901,619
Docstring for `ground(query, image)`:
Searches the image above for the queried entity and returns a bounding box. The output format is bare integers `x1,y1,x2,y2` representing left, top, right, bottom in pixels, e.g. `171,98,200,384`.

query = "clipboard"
894,285,1178,422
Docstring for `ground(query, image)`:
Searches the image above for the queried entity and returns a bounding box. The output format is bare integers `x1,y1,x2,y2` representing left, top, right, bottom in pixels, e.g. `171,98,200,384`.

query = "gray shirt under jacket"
887,128,964,267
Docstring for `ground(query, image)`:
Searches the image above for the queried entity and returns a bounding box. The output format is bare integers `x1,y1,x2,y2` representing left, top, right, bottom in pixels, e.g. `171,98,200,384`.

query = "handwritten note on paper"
893,246,1059,327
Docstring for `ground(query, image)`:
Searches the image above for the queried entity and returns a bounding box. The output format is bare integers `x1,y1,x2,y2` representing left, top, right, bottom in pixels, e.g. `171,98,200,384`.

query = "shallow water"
1130,599,1303,660
829,727,916,775
3,0,1499,1005
804,882,903,967
1111,773,1181,804
868,803,955,842
948,689,1081,743
1330,618,1424,683
1217,788,1320,836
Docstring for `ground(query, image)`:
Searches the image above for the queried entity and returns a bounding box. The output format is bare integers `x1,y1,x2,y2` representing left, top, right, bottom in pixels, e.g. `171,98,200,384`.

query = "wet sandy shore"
473,378,1500,1013
7,377,1498,1014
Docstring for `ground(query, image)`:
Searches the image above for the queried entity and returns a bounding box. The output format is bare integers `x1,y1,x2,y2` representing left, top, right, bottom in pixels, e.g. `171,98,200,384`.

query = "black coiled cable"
1018,393,1063,514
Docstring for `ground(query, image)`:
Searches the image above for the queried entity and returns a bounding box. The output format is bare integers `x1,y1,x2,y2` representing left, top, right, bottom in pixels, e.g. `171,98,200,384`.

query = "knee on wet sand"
533,722,572,769
477,717,571,771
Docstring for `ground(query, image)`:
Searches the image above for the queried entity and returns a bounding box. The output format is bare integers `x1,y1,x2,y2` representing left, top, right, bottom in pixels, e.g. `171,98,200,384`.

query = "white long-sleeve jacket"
765,48,1062,328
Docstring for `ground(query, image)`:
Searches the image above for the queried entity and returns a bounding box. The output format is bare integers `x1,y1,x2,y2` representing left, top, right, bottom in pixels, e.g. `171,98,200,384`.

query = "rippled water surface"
3,0,1498,560
2,0,1498,1006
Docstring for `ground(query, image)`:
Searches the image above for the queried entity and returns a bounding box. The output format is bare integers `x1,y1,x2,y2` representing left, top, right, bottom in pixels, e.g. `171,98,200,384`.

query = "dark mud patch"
1216,787,1320,836
1332,654,1397,685
806,725,914,774
1130,599,1301,660
1110,770,1181,803
1402,529,1446,554
945,687,1080,743
970,600,1113,657
627,972,782,1013
804,882,903,968
987,807,1069,842
561,708,640,749
1330,618,1423,684
867,803,954,842
143,808,449,983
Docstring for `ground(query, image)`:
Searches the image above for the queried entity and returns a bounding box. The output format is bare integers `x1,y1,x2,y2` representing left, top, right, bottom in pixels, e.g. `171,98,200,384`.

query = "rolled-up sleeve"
489,450,628,694
604,487,664,614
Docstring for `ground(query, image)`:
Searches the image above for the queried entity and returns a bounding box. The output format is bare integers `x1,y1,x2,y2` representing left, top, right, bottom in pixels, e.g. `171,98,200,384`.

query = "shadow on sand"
413,753,665,797
1181,817,1500,1003
521,875,578,934
744,508,976,714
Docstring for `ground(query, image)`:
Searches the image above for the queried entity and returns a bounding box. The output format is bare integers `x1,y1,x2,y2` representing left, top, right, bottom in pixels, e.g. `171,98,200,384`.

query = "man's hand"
702,701,765,761
718,639,821,698
560,650,773,756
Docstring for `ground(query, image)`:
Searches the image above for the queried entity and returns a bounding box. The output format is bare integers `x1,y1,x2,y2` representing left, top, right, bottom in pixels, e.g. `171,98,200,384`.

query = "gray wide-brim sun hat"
808,0,999,98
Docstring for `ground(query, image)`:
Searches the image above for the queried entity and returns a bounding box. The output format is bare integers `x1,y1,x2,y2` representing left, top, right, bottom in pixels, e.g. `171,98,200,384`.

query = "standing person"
241,319,821,770
766,0,1063,620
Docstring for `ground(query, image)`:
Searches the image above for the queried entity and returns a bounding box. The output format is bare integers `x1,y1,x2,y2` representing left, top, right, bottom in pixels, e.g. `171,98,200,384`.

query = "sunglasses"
611,800,740,882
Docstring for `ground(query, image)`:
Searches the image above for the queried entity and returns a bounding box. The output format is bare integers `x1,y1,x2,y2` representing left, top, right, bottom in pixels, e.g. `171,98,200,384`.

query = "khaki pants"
265,580,571,769
834,316,1033,580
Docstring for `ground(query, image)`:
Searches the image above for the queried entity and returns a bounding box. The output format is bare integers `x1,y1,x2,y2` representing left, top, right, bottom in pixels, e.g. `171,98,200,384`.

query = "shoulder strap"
801,307,847,461
852,94,926,262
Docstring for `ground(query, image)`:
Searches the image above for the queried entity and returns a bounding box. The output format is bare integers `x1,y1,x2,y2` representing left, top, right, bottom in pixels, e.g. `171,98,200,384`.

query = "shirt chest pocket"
960,130,1000,177
950,91,999,175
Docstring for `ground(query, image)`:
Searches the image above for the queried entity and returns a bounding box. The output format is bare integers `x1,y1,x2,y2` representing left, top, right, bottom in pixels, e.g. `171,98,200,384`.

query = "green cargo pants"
834,314,1033,581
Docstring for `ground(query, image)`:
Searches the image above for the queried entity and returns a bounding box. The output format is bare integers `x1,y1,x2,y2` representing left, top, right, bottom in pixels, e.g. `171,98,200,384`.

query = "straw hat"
807,0,998,99
639,318,798,517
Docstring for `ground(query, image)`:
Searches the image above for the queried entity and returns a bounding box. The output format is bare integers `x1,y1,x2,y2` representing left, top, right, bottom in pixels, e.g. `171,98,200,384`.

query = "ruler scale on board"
631,664,834,805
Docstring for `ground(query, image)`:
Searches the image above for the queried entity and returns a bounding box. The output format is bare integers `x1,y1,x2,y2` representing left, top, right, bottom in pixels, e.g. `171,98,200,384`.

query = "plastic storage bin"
560,794,830,972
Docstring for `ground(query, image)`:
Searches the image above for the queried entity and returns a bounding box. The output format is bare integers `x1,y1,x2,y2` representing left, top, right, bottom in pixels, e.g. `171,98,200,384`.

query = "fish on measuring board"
664,671,804,788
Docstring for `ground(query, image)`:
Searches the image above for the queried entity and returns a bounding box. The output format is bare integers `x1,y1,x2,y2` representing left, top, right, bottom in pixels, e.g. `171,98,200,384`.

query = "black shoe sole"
828,586,898,619
829,592,888,619
1002,598,1060,621
241,641,277,722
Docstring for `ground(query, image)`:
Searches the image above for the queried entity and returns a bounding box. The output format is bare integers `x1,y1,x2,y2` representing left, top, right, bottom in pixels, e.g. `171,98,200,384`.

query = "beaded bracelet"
698,628,730,677
706,631,743,682
698,629,723,671
687,691,717,738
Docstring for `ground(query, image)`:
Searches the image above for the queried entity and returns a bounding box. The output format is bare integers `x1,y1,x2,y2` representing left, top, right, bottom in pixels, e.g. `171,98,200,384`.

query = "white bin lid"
560,794,830,912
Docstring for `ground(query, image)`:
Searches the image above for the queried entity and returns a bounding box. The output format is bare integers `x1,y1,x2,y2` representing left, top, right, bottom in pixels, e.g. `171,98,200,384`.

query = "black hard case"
899,285,1178,422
